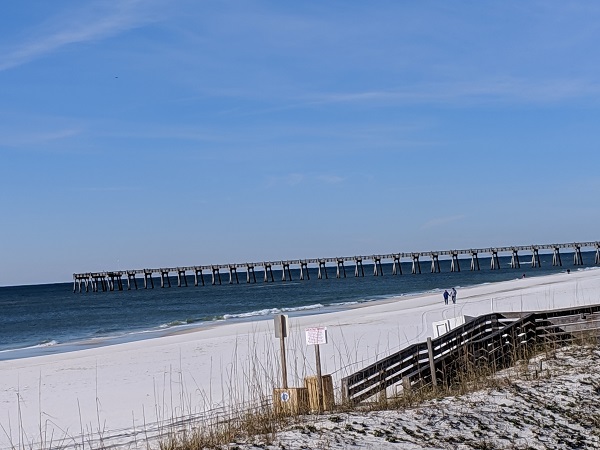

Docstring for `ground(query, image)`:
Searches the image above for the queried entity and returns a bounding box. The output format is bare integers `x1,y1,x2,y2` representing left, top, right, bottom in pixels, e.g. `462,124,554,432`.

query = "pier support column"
228,266,239,284
246,265,257,283
450,252,460,272
573,245,584,266
300,261,310,280
430,253,440,273
411,254,421,274
392,255,402,275
108,274,115,291
354,258,364,277
595,244,600,265
211,266,222,285
531,248,541,268
510,249,520,269
373,257,383,276
281,263,292,281
336,259,346,278
84,277,89,293
160,271,171,288
552,247,562,266
144,271,154,289
470,251,480,271
490,250,500,270
194,268,205,286
177,269,188,287
91,276,98,292
101,276,108,292
299,261,310,280
263,263,274,283
318,260,328,279
127,272,138,290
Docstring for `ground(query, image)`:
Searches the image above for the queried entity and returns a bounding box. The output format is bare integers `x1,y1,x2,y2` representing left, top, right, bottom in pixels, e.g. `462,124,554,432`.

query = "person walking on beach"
443,290,449,305
451,287,457,304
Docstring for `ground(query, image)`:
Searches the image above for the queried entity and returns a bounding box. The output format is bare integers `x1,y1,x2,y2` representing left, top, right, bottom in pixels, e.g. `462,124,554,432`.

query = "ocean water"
0,252,596,360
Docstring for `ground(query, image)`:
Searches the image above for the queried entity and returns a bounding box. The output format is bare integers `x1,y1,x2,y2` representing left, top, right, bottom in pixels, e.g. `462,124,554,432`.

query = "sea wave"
222,303,325,320
0,339,60,353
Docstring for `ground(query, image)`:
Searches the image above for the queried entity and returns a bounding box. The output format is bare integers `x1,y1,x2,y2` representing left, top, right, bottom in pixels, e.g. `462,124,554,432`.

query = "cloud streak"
422,215,466,230
0,0,160,72
307,78,600,107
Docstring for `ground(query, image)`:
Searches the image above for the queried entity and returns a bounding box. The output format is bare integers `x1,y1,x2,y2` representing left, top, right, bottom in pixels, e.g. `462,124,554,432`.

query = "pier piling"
246,265,257,283
211,266,222,285
552,247,562,266
392,254,402,275
574,245,584,265
160,270,171,288
411,254,421,274
299,261,310,280
318,260,328,279
430,253,441,273
144,271,154,289
450,252,460,272
490,250,500,270
373,257,383,276
281,263,292,281
228,266,239,284
470,251,480,271
531,248,541,268
177,269,188,287
263,263,274,282
354,258,364,277
336,259,346,278
194,268,205,286
127,272,137,290
510,249,520,269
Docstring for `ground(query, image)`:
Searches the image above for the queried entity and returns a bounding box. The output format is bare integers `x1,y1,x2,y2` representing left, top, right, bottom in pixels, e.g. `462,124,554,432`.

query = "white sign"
280,391,290,402
305,326,328,345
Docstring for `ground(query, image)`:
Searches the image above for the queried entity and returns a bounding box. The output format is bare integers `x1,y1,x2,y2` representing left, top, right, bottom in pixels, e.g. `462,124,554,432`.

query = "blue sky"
1,1,600,286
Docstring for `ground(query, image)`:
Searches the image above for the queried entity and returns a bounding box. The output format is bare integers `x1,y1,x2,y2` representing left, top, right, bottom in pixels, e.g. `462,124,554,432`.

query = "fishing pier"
73,241,600,293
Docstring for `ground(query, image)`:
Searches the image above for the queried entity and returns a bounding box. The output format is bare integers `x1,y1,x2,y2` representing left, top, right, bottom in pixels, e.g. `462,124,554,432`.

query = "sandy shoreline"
1,268,599,449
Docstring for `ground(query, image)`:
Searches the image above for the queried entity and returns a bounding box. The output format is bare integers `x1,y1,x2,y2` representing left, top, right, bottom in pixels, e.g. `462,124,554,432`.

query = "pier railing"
340,303,600,404
73,241,600,292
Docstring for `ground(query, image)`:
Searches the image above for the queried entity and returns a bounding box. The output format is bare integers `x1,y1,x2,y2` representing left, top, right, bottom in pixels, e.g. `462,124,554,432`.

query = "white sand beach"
1,268,599,449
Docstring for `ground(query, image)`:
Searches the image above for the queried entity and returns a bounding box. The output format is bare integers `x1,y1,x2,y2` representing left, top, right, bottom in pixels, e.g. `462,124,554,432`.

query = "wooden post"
315,343,323,413
427,337,437,387
275,315,289,389
281,330,288,389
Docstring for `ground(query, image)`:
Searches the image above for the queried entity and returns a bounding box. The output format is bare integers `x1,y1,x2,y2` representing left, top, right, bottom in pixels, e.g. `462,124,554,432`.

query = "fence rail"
341,304,600,404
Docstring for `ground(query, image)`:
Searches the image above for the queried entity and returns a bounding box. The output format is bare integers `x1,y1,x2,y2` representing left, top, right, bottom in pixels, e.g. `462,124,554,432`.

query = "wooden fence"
341,304,600,404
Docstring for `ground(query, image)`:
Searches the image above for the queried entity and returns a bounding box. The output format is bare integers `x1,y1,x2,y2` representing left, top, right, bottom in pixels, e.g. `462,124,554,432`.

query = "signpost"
305,326,327,412
274,314,289,388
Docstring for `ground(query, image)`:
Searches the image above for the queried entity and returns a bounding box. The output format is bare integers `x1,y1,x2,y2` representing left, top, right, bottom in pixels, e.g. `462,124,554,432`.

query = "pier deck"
73,241,600,292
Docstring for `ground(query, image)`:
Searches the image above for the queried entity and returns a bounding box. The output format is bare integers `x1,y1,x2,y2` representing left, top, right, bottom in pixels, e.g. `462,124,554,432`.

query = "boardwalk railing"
341,304,600,404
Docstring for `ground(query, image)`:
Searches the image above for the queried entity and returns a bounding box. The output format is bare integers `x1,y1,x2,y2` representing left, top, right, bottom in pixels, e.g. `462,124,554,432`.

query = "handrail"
341,303,600,404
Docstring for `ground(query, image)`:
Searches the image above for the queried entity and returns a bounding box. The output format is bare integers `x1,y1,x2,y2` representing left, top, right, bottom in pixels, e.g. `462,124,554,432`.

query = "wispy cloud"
317,175,344,184
308,78,600,107
0,128,81,148
265,173,346,189
0,0,161,72
422,215,466,230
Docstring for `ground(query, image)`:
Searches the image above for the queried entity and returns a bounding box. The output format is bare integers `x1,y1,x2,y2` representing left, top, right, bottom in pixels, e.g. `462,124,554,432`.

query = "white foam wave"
222,303,325,320
1,340,62,352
